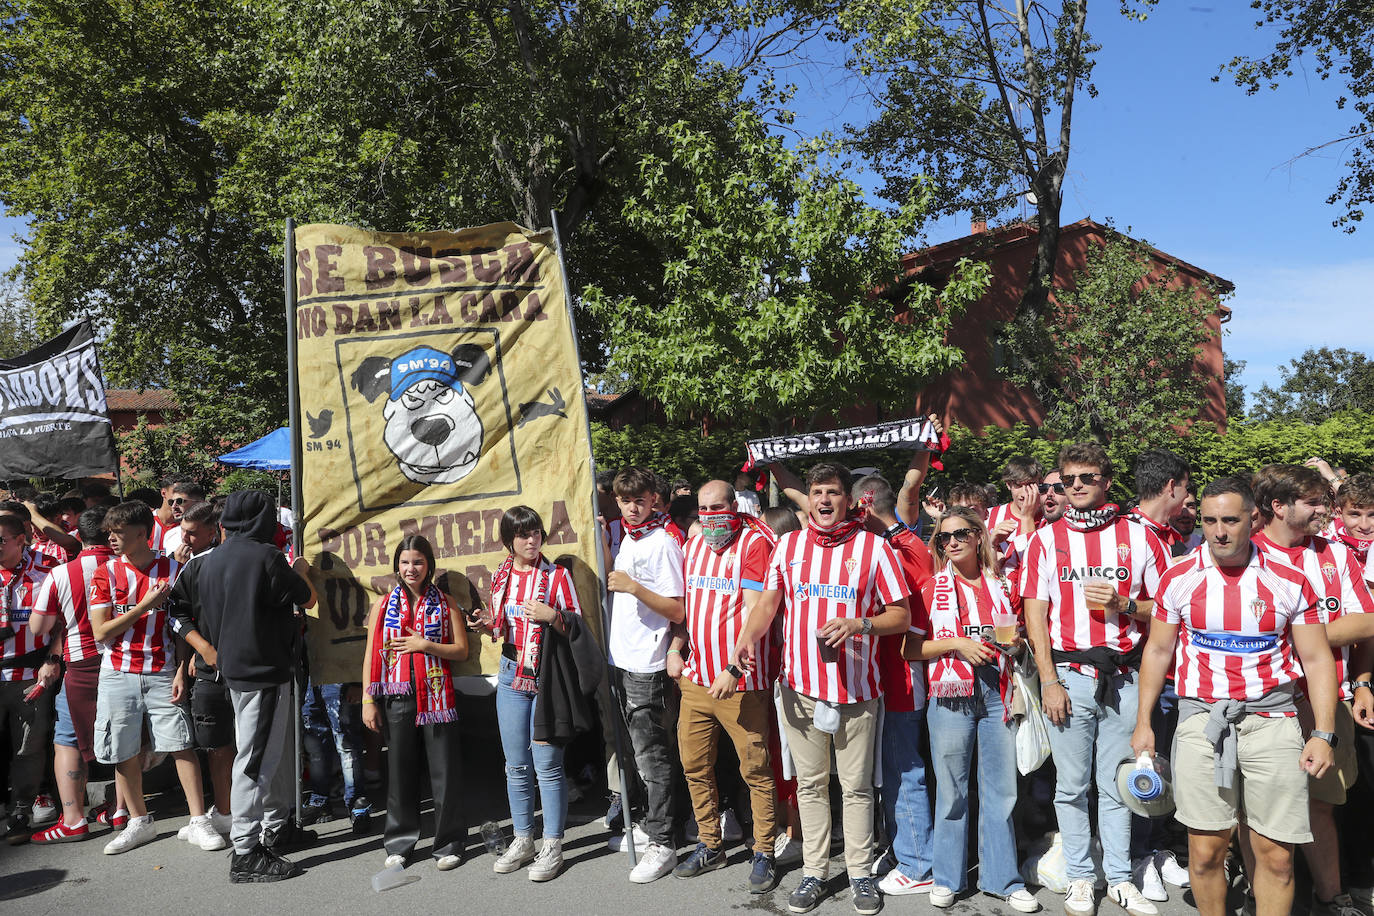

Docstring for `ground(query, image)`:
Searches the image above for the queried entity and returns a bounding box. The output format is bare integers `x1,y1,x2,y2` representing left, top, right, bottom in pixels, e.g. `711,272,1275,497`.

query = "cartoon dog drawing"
350,343,492,485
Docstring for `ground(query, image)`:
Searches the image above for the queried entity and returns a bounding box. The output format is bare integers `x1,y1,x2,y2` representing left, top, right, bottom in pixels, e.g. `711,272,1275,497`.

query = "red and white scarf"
625,512,669,540
697,511,778,552
490,555,552,694
806,509,867,548
367,583,458,725
926,567,1014,720
1336,523,1373,566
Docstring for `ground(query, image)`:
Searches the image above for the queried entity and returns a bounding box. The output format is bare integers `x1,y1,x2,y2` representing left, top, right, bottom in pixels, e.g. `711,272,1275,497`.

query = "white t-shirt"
162,525,184,555
735,490,762,518
608,526,685,673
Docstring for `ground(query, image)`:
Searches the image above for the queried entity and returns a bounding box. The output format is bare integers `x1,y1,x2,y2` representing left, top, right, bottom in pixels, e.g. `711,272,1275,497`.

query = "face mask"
698,511,742,551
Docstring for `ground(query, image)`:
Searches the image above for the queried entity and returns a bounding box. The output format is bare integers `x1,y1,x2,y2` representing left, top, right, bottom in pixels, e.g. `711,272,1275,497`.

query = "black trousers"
382,695,466,859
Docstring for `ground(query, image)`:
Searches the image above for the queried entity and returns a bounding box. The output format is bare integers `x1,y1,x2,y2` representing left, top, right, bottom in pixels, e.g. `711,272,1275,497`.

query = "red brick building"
899,218,1233,433
105,388,179,432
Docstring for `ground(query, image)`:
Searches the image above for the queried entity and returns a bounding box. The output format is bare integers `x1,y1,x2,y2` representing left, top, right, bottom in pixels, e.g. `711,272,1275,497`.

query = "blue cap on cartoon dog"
389,346,462,399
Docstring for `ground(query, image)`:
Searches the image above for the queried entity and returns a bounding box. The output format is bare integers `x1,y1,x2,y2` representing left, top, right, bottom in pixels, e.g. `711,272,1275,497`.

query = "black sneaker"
749,852,778,894
851,876,882,915
262,820,317,852
673,842,725,878
5,813,32,846
604,793,624,830
298,800,331,826
230,844,303,884
349,797,374,836
789,876,826,914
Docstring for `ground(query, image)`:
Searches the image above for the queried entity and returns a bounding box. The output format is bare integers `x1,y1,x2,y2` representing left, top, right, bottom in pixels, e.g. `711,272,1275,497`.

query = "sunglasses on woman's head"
1060,473,1102,486
934,528,976,547
1037,482,1065,494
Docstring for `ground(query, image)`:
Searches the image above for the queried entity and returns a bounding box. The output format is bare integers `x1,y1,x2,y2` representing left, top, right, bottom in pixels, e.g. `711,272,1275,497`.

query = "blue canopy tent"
216,427,292,471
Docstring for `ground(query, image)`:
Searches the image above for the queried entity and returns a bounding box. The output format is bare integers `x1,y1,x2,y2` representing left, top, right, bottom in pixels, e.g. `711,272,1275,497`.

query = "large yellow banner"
290,222,602,684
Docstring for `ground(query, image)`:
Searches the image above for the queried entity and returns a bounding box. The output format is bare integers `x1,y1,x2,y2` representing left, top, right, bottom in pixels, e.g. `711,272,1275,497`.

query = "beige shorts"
1299,698,1357,805
1173,712,1311,844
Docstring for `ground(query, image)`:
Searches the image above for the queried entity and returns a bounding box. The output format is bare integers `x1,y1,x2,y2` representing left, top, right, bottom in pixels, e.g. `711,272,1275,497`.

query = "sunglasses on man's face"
1037,482,1065,494
934,527,977,548
1060,473,1103,487
169,497,187,506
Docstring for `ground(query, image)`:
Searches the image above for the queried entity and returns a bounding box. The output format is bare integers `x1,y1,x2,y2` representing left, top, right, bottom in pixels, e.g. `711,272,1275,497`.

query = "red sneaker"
93,805,130,830
33,820,90,843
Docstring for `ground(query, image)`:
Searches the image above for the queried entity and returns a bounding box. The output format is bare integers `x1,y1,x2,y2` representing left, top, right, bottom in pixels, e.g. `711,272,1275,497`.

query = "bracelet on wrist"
666,648,682,656
361,695,375,705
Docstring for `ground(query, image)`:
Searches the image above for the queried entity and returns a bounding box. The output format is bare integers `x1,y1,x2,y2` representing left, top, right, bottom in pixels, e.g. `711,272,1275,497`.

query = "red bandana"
1336,524,1373,565
806,509,867,548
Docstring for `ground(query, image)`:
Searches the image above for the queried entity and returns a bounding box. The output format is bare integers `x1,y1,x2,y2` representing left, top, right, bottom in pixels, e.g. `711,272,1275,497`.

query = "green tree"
1250,347,1374,423
1000,235,1222,444
0,278,41,359
1222,1,1373,232
583,112,990,430
1224,356,1247,418
839,0,1153,406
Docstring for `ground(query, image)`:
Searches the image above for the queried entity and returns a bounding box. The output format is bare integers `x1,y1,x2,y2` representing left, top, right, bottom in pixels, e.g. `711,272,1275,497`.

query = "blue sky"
1,3,1368,403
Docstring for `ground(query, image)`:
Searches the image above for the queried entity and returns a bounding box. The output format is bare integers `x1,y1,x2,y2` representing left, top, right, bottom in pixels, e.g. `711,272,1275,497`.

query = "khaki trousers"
779,684,879,879
677,677,778,854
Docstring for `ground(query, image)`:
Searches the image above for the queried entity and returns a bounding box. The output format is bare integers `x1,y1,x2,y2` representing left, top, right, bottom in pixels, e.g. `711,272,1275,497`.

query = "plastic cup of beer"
992,611,1018,645
1083,576,1111,610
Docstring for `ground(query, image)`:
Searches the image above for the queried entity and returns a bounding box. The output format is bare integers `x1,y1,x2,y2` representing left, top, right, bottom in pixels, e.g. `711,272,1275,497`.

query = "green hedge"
592,412,1374,503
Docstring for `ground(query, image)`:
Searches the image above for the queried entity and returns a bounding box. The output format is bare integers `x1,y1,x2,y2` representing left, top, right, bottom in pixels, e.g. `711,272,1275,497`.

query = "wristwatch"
1124,598,1138,617
1353,680,1374,693
861,617,873,636
882,523,905,540
725,664,744,679
1312,729,1340,749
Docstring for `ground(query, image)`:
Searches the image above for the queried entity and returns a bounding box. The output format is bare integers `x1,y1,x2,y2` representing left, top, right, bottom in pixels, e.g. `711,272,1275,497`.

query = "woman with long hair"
361,534,468,871
470,505,582,882
905,507,1040,913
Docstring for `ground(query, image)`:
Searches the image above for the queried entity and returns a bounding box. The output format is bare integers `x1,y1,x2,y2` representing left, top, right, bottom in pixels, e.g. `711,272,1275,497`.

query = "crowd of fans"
2,443,1373,916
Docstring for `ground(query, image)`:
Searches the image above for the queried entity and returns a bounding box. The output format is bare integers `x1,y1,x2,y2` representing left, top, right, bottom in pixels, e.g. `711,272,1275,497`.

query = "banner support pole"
283,218,307,828
550,210,639,866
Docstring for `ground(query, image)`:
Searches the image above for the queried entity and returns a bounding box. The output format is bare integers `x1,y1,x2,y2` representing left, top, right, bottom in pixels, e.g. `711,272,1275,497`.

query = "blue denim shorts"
54,683,78,748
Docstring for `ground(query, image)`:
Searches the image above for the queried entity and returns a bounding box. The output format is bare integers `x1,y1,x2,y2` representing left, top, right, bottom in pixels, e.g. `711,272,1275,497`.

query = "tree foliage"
0,278,41,359
583,112,990,429
1250,347,1374,423
1222,0,1374,231
1224,356,1247,419
1000,235,1221,444
838,0,1152,405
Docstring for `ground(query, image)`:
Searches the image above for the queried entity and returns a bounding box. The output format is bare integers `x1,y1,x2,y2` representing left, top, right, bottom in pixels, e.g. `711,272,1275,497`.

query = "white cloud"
1214,257,1374,394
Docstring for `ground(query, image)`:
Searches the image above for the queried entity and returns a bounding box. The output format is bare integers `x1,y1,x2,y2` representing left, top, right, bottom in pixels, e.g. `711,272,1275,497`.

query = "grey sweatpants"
229,684,293,855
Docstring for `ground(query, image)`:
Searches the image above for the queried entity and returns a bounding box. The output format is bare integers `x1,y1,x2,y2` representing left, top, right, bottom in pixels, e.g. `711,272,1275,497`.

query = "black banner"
745,417,942,467
0,321,119,478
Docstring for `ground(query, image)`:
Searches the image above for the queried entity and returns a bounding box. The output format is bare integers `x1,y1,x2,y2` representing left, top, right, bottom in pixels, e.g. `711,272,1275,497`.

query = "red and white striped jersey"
1128,507,1184,555
31,536,69,567
1156,544,1322,704
682,529,774,691
149,517,176,553
492,562,582,659
988,503,1045,576
89,554,181,674
987,502,1045,536
22,547,60,572
1,562,52,682
877,527,933,713
765,529,910,704
1020,517,1169,652
32,547,115,664
1253,531,1374,699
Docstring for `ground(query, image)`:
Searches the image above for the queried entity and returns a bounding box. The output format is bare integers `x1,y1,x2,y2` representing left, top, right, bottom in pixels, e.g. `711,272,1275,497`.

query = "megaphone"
1116,752,1174,818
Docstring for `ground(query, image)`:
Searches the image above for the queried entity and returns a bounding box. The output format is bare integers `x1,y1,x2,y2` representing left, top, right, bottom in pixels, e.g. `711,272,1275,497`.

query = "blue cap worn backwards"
389,346,463,399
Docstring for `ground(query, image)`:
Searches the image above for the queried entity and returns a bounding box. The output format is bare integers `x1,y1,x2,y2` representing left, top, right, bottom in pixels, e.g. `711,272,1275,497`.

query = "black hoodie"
179,490,311,691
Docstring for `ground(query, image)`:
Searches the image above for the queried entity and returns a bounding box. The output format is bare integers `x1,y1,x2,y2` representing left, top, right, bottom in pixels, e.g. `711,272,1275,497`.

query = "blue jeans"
496,656,568,839
879,708,934,882
302,681,366,808
1047,665,1138,885
927,670,1024,895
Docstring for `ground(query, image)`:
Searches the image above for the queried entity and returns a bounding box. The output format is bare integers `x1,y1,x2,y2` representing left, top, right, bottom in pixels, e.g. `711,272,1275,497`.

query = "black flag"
0,321,119,478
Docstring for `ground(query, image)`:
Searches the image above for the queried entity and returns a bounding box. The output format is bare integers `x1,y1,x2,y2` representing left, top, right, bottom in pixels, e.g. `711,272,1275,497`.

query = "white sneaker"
384,853,406,868
1009,888,1044,913
608,823,651,852
929,885,955,908
1064,878,1097,916
1132,857,1167,902
494,834,537,874
721,808,743,843
436,854,460,871
184,815,227,851
628,842,677,883
528,838,563,882
774,833,803,865
208,805,232,837
1154,851,1189,888
878,871,933,896
1108,881,1159,916
31,794,58,827
104,815,156,855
